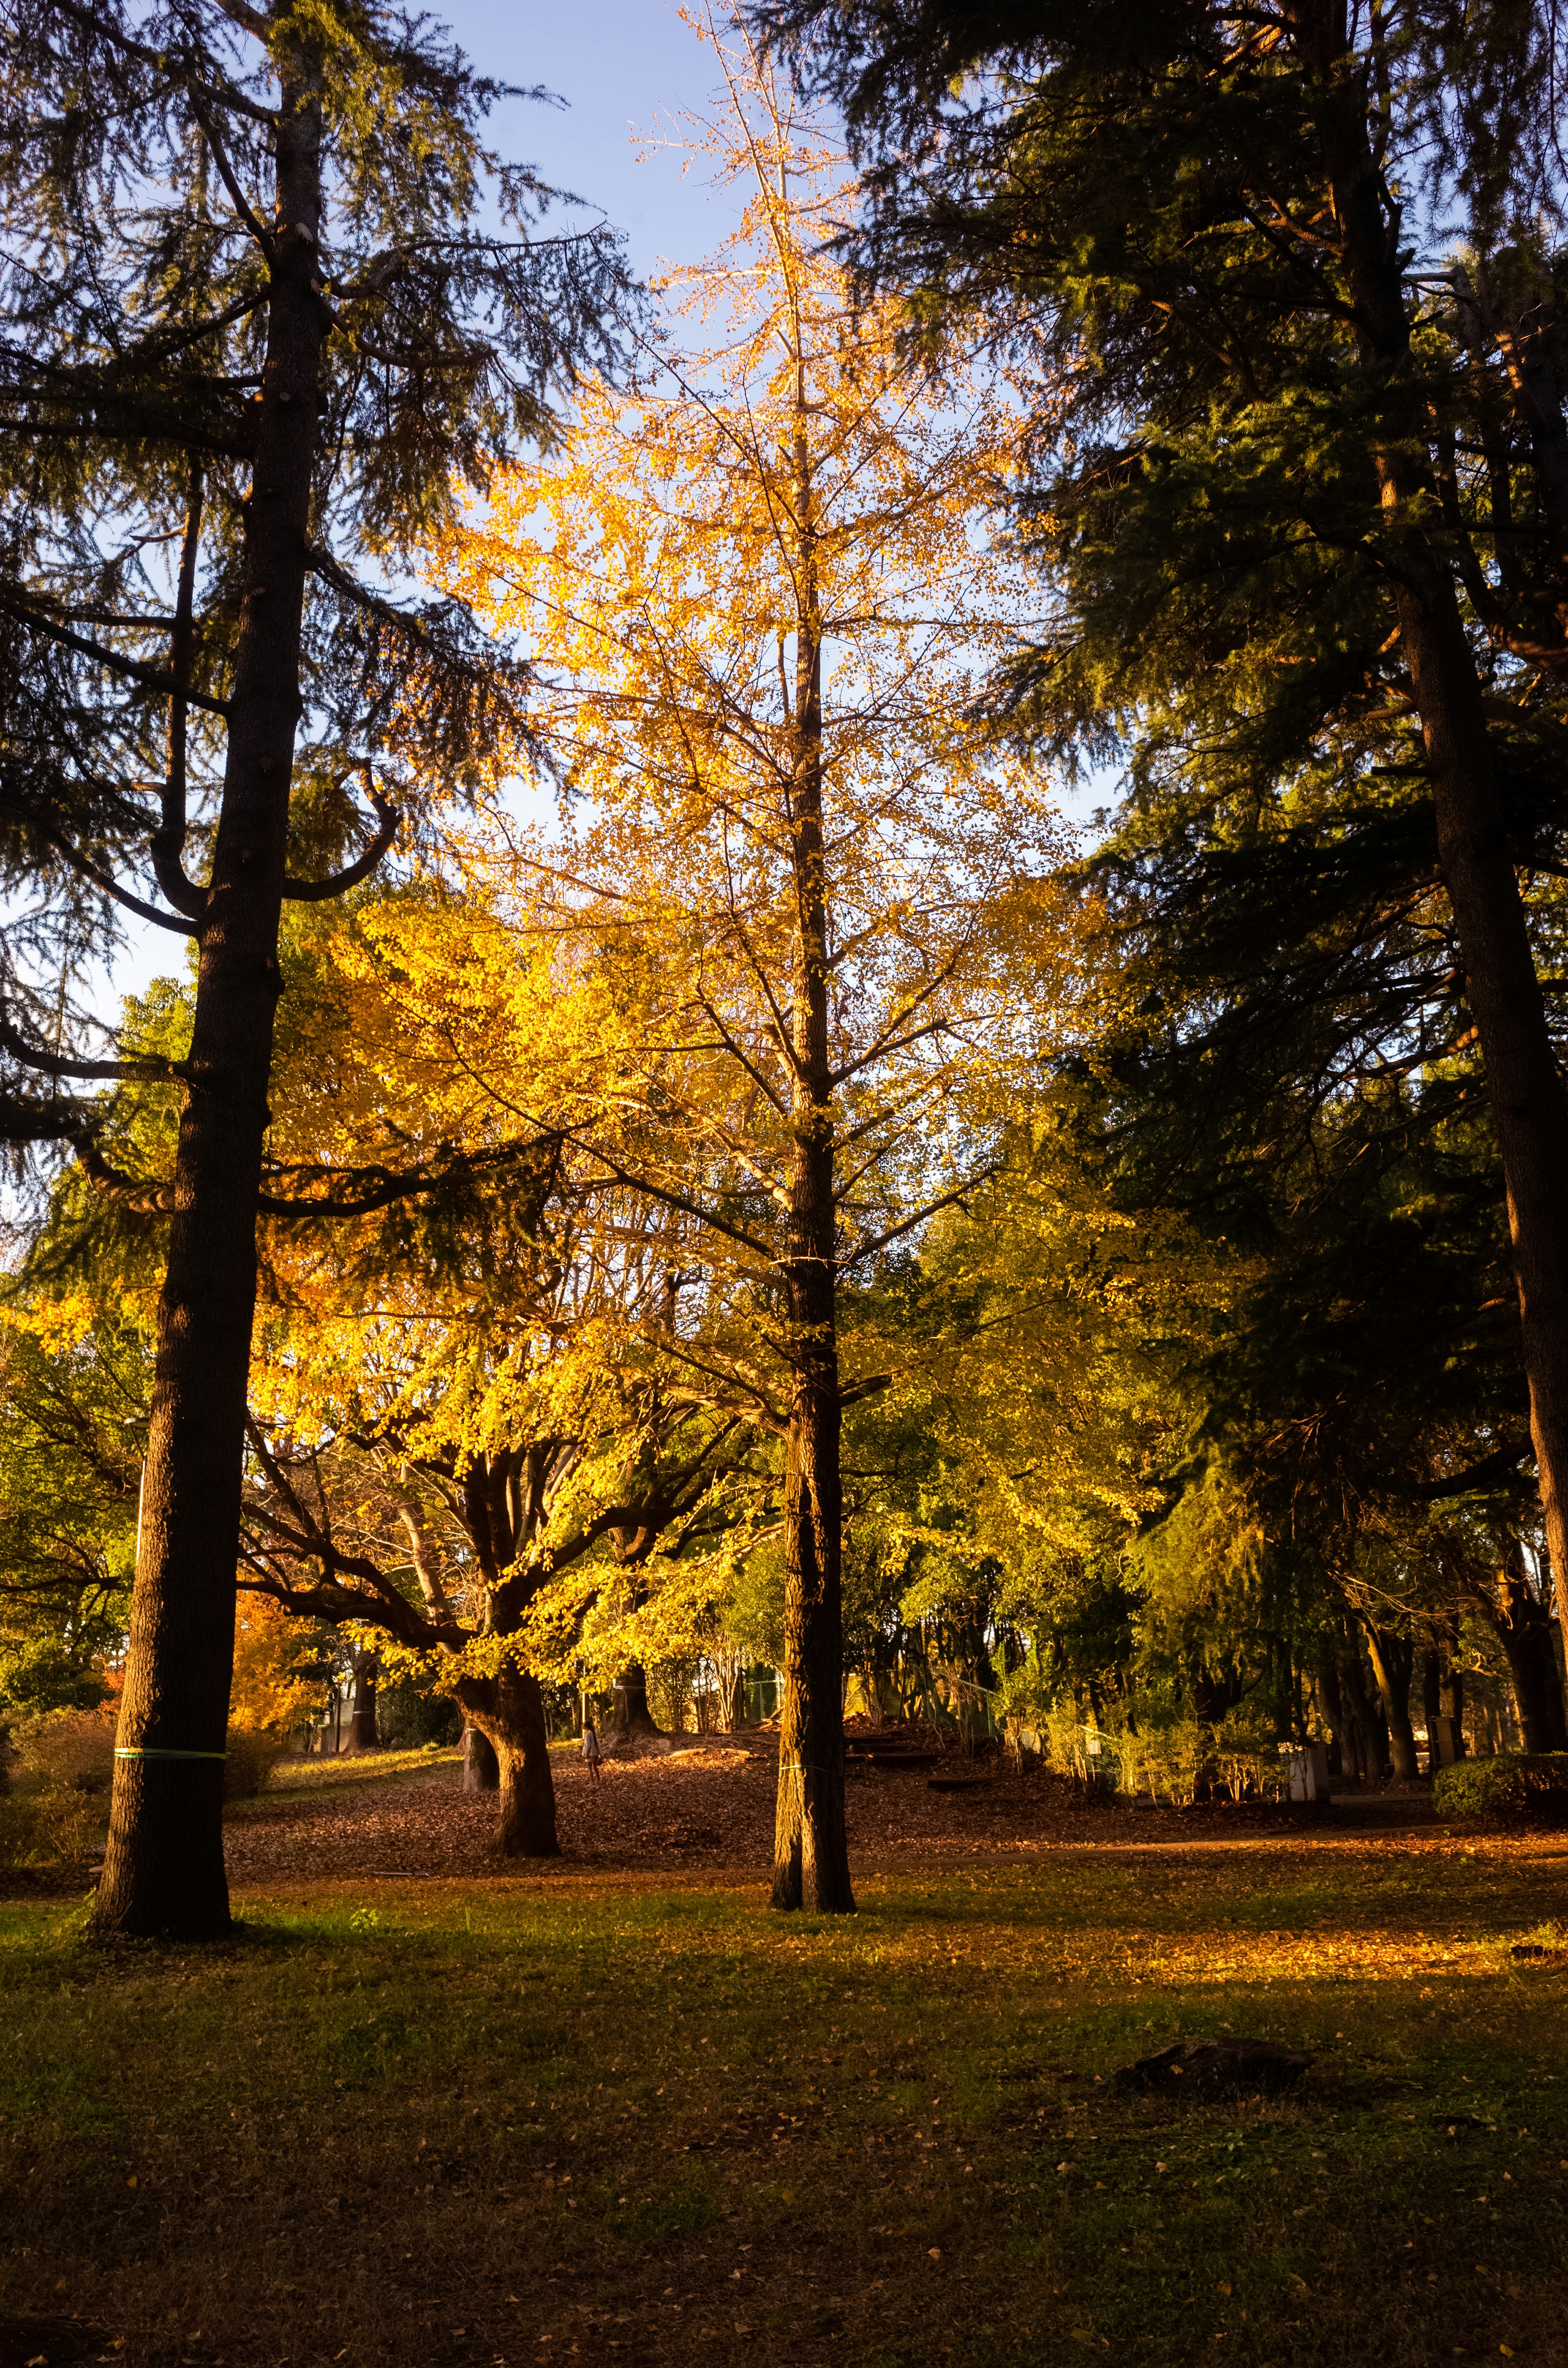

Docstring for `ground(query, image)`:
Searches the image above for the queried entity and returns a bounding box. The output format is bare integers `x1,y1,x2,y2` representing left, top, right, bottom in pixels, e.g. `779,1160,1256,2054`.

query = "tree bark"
1334,1632,1383,1784
1486,1547,1568,1753
772,379,853,1915
347,1653,379,1753
92,43,327,1939
1362,1625,1420,1782
463,1726,500,1792
1308,8,1568,1678
459,1668,558,1856
615,1663,662,1739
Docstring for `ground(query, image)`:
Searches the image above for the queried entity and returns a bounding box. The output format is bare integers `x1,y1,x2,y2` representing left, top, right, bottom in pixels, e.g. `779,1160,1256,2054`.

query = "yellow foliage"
232,22,1112,1701
229,1592,325,1735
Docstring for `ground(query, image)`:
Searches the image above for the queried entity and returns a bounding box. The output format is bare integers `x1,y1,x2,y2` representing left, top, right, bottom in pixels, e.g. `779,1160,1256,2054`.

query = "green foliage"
1433,1752,1568,1821
0,1300,143,1717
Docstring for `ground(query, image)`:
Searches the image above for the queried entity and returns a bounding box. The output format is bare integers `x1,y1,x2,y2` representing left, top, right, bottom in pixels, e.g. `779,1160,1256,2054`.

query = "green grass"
2,1836,1567,2366
259,1745,464,1794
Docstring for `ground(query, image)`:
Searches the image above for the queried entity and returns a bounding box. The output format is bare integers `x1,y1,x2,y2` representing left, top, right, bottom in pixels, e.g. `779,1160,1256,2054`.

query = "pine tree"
0,0,630,1935
757,0,1568,1667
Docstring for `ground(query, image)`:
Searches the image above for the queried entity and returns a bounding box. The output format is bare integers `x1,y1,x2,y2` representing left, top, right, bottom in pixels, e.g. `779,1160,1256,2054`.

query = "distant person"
582,1718,603,1784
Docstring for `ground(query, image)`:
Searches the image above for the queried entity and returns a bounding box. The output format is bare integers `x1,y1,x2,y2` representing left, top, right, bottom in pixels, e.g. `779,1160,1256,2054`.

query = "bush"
377,1679,462,1750
13,1704,118,1793
0,1786,105,1870
1432,1752,1568,1822
223,1727,287,1799
0,1706,118,1868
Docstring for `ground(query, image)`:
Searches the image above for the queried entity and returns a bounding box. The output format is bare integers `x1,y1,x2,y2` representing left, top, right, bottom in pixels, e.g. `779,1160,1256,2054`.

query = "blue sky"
437,1,748,279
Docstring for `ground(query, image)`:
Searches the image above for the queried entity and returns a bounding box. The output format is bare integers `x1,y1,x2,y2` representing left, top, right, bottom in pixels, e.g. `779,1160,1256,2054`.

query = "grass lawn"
2,1827,1566,2368
260,1748,464,1794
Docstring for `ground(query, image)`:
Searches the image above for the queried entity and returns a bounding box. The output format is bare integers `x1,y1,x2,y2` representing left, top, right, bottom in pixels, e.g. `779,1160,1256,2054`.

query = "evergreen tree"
0,0,630,1935
757,0,1568,1659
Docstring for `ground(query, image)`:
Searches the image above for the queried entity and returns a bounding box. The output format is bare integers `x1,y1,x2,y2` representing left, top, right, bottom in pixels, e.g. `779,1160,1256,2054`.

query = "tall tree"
430,16,1059,1908
757,0,1568,1664
0,0,629,1935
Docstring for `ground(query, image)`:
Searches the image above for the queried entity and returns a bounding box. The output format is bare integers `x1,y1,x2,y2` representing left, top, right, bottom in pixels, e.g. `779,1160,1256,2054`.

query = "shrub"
1432,1753,1568,1822
377,1679,462,1749
13,1704,118,1794
223,1727,286,1799
0,1786,105,1870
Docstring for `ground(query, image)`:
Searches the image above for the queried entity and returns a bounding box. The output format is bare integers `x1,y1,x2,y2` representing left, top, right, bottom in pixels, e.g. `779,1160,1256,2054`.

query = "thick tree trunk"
1311,19,1568,1678
459,1669,558,1856
771,409,853,1916
1486,1550,1568,1753
463,1726,500,1791
93,59,327,1938
1496,1622,1567,1753
1396,583,1568,1643
615,1663,662,1739
348,1654,379,1754
1335,1634,1383,1784
1363,1626,1420,1782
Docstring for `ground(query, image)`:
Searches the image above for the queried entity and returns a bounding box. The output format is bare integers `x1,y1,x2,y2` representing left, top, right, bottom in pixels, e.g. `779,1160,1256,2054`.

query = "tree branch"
281,787,399,901
0,593,231,715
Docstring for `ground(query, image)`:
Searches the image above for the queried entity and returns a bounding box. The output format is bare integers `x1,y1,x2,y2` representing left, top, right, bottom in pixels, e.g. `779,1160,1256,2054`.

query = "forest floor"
2,1739,1567,2368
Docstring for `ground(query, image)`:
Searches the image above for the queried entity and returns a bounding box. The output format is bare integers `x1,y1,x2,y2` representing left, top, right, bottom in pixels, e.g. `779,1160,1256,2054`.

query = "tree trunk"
1316,1643,1347,1778
723,1663,747,1732
1488,1551,1568,1753
92,51,327,1940
459,1669,558,1856
1335,1632,1382,1784
615,1664,662,1739
1312,22,1568,1681
463,1726,500,1792
772,388,853,1916
1363,1625,1420,1782
348,1654,379,1754
1422,1648,1443,1773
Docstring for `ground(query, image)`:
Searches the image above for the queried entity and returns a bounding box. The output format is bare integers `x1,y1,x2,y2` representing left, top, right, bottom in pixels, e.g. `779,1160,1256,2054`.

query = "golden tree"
427,17,1064,1909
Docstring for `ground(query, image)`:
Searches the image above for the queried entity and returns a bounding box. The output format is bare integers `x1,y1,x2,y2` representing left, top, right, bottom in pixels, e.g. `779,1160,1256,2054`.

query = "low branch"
0,1013,185,1085
76,1139,174,1213
1404,1438,1535,1501
0,594,231,715
282,792,399,901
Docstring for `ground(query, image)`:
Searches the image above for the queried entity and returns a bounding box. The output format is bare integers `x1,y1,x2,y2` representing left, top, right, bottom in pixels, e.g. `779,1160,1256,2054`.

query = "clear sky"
437,0,748,279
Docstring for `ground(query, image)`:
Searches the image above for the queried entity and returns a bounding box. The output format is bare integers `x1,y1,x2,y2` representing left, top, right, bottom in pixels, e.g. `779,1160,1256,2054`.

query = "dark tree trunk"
1335,1633,1383,1783
463,1726,500,1792
771,402,853,1916
615,1664,662,1739
722,1664,747,1732
92,51,327,1940
1422,1648,1443,1773
1312,19,1568,1679
1317,1643,1347,1777
1363,1625,1420,1782
1441,1656,1466,1757
1487,1550,1568,1753
459,1669,557,1856
348,1654,379,1754
1187,1668,1247,1726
